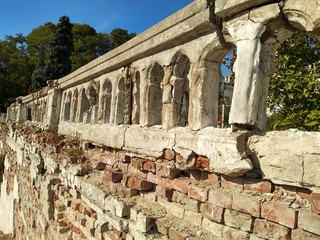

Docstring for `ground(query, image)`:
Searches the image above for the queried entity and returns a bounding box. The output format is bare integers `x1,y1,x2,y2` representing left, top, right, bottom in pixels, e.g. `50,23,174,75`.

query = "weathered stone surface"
215,0,277,19
248,130,320,190
283,0,320,31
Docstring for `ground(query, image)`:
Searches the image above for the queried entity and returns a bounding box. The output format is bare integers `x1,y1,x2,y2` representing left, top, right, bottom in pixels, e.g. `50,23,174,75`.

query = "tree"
0,35,32,110
27,22,56,64
71,24,111,71
267,32,320,131
44,16,74,80
110,28,136,49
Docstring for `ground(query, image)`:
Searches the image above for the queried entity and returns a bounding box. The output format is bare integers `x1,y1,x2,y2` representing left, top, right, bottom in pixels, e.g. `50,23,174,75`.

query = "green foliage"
0,16,137,110
110,28,136,49
267,32,320,131
45,16,74,80
0,34,32,110
71,24,111,71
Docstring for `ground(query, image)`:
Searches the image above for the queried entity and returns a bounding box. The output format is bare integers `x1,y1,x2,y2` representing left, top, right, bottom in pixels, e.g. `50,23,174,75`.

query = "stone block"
168,227,189,240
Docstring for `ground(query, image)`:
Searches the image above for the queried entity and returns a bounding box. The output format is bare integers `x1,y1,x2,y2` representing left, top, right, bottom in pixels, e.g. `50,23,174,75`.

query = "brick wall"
0,122,319,239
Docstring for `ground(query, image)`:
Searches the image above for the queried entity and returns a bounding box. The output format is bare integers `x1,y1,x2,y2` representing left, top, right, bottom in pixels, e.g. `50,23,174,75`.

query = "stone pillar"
45,88,62,132
189,60,221,130
226,4,281,131
16,98,28,123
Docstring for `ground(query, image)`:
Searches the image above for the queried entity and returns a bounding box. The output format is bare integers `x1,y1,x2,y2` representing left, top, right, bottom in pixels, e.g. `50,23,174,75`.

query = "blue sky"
0,0,193,39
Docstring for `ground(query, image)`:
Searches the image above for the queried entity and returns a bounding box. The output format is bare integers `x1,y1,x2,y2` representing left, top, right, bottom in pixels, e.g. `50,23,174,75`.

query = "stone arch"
85,80,100,124
189,41,234,130
100,79,112,123
131,70,141,124
162,51,190,129
146,62,164,126
70,89,78,122
114,77,126,124
63,91,72,121
79,88,90,123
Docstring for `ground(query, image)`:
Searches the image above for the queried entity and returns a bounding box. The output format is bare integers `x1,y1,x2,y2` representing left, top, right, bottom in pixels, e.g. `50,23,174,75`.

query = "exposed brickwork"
0,122,319,240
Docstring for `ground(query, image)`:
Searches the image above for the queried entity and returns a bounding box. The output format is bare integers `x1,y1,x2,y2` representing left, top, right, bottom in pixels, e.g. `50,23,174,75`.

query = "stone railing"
1,0,320,238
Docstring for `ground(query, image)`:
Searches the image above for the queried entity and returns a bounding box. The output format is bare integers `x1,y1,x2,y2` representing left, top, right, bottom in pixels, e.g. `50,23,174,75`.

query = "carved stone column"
226,4,281,130
45,88,62,132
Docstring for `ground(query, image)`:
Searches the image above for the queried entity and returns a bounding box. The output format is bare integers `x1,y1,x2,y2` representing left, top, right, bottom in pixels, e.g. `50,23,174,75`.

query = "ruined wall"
1,0,320,239
1,122,320,240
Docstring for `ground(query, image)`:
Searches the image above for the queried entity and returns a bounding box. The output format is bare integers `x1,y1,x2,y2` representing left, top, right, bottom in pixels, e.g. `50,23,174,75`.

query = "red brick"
95,161,106,170
105,169,123,183
156,185,173,201
130,157,147,170
188,184,208,202
172,178,190,194
223,226,250,240
156,161,181,179
195,156,210,169
110,183,138,198
296,187,312,200
163,149,175,160
200,203,224,223
291,229,320,240
126,177,153,191
208,189,232,209
127,164,147,178
262,202,297,228
298,210,320,235
142,161,156,172
168,228,189,240
253,219,290,239
243,179,272,193
310,192,320,214
224,209,252,232
117,162,129,172
202,172,220,185
221,176,244,191
146,172,159,184
232,193,260,217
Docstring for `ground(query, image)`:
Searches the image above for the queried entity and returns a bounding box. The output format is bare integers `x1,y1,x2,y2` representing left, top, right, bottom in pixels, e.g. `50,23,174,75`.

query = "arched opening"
100,79,112,123
64,91,72,121
70,89,78,122
79,88,90,123
115,77,125,124
163,52,190,129
131,71,141,124
267,31,320,131
147,62,164,125
189,41,234,130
